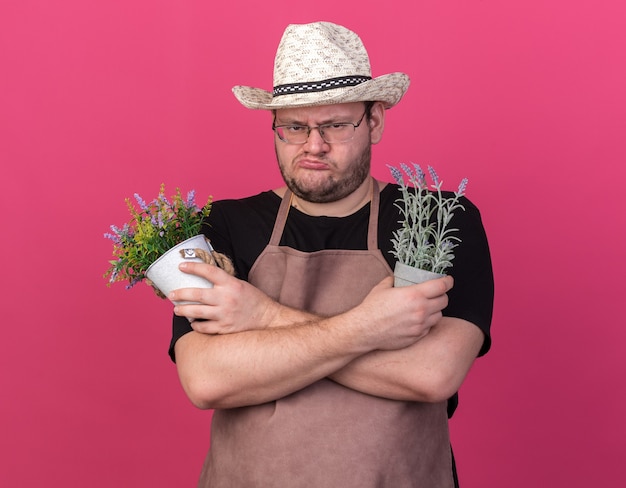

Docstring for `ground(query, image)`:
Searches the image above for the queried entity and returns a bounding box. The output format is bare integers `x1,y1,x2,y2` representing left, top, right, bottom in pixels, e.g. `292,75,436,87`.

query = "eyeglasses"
272,111,368,144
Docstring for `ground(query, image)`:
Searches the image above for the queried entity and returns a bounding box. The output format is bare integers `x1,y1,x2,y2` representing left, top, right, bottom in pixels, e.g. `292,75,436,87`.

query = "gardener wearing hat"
168,22,493,487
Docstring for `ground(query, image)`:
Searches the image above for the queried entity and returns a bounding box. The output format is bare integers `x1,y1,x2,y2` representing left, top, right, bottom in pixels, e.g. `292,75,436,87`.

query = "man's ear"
369,102,385,145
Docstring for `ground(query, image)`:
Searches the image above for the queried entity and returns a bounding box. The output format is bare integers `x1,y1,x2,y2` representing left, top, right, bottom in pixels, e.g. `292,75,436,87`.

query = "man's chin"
290,181,358,204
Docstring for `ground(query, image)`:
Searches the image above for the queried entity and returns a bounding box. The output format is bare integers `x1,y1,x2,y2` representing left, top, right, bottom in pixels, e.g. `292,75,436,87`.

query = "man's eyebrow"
275,114,352,125
274,118,305,126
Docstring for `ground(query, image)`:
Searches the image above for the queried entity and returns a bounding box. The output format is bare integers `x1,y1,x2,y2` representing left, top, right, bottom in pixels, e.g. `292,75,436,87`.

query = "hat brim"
232,73,410,110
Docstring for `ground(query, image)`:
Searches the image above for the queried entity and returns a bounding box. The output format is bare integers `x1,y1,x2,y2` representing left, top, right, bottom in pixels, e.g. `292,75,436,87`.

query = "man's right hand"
169,262,283,335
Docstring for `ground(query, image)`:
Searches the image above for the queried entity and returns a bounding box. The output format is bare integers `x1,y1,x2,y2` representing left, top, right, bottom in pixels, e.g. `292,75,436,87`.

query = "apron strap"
269,178,381,250
269,188,294,246
368,179,380,251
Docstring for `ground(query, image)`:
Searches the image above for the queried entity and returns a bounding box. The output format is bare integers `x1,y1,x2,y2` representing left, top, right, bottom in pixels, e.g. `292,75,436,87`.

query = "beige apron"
198,180,453,488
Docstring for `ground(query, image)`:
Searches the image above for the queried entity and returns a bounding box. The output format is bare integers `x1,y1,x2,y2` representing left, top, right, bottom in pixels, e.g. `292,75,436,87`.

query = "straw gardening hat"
232,22,410,110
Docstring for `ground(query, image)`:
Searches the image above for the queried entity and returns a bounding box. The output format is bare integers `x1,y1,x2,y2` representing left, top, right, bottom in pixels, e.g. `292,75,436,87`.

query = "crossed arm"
171,262,483,410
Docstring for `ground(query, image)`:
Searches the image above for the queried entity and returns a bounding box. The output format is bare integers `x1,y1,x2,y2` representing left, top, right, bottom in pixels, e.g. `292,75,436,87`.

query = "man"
168,21,494,487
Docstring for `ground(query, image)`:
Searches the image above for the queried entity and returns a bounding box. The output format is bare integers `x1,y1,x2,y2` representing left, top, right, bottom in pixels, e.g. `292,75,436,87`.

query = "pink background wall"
2,1,625,486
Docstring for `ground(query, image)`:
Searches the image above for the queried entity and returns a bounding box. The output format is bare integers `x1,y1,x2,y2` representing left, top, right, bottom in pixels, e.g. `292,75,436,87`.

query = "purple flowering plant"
387,163,468,274
104,184,211,289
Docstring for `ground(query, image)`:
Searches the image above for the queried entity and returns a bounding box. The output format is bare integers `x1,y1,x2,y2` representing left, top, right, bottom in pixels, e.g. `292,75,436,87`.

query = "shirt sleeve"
443,196,495,356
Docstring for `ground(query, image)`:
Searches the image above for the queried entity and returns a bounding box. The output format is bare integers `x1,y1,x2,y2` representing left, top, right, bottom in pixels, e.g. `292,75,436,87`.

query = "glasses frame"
272,110,368,145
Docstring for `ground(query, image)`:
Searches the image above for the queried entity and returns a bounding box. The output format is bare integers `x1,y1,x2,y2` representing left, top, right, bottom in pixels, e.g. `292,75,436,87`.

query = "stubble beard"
276,144,372,204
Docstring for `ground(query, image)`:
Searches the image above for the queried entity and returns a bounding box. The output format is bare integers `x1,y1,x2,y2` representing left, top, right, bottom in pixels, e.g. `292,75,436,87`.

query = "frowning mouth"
296,158,330,170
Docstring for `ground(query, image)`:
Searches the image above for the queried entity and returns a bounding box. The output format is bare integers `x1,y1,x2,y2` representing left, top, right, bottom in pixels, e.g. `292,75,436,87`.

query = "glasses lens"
320,124,354,143
275,126,308,144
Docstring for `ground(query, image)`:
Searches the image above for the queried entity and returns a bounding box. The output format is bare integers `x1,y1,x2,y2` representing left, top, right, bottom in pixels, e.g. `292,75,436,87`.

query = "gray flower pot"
393,261,443,287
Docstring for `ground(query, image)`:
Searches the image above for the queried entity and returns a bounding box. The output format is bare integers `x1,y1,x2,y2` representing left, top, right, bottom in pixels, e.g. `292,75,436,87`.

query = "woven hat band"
273,75,372,98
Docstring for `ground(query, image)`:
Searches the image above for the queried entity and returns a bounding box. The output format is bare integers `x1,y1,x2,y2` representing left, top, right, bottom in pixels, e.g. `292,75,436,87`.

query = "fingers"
419,275,454,298
170,269,277,335
190,318,219,335
167,265,221,310
176,302,217,323
169,262,234,302
372,275,395,291
178,261,229,283
171,287,215,307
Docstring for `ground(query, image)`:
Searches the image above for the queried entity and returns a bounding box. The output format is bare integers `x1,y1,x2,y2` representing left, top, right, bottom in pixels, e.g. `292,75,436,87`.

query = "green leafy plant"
104,184,211,289
388,163,467,274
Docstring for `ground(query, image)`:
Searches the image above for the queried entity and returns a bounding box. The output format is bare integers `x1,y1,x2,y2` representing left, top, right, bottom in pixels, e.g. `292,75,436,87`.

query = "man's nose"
303,127,328,151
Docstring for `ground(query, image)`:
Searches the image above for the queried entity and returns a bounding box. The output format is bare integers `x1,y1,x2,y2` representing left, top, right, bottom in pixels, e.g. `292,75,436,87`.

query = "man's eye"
323,123,350,132
285,125,306,133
